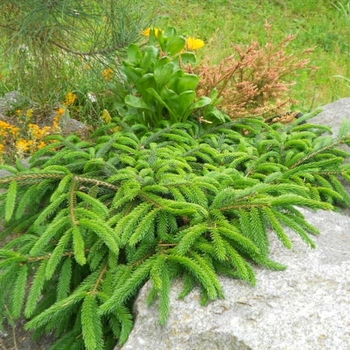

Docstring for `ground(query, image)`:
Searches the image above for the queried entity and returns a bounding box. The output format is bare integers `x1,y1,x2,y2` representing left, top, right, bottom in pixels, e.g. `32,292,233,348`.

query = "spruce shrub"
1,115,350,349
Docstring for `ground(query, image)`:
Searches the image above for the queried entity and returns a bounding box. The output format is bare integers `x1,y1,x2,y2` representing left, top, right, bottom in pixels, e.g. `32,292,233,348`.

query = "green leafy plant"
1,114,350,349
117,27,226,128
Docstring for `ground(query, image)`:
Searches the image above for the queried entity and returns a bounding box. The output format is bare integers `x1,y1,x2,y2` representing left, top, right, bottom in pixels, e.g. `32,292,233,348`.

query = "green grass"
152,0,350,111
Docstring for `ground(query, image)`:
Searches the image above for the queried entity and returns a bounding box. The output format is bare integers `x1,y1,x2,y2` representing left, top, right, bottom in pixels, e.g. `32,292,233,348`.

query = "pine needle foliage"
1,115,350,349
0,0,153,104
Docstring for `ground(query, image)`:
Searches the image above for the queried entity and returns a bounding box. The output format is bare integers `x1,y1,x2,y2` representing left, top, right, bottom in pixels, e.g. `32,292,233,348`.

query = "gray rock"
59,115,90,137
311,97,350,137
0,157,30,176
0,91,23,115
0,90,90,138
311,98,350,201
118,208,350,350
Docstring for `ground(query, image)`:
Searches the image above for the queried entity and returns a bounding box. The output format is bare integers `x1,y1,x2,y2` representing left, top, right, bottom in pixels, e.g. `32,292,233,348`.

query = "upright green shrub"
1,114,350,349
117,27,227,128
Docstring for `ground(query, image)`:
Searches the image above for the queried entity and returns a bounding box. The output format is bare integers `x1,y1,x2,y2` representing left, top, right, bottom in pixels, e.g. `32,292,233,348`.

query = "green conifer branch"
25,260,49,318
57,258,73,301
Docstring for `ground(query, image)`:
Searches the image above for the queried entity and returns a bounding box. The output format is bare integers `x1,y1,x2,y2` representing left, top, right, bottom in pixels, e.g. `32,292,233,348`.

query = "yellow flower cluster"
15,139,32,158
26,109,34,119
0,108,64,163
64,92,78,106
142,28,164,38
0,120,19,138
102,68,114,81
52,107,65,133
101,109,112,124
28,123,52,140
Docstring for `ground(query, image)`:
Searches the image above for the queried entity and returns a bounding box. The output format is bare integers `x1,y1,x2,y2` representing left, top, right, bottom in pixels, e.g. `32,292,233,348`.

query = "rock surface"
0,91,23,116
311,97,350,137
118,208,350,350
0,90,90,138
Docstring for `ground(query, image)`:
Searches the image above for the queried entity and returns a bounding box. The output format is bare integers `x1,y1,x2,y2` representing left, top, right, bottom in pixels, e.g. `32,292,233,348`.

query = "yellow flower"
0,120,11,130
64,92,78,106
28,123,40,138
10,126,20,137
16,139,30,155
52,116,62,133
142,28,163,38
186,37,205,51
57,107,66,117
0,144,4,154
37,141,47,149
101,109,112,124
102,68,114,81
28,124,51,139
0,120,20,137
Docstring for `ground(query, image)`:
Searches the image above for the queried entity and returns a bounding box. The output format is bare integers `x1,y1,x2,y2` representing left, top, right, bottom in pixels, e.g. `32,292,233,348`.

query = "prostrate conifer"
1,115,350,349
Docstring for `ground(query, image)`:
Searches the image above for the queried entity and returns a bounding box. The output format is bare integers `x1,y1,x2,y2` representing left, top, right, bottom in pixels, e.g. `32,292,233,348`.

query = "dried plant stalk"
189,24,317,121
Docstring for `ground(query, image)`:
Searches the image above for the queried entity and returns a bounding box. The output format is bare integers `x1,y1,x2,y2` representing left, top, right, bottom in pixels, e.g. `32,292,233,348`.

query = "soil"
0,320,55,350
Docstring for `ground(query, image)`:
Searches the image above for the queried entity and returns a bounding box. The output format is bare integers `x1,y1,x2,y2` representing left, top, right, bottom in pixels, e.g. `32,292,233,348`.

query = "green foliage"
1,116,350,348
0,0,153,105
118,27,225,128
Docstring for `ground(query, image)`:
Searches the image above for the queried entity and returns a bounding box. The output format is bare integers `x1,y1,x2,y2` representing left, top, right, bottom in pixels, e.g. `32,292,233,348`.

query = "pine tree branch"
290,138,345,168
50,39,126,57
0,173,119,190
0,173,64,184
26,250,90,263
219,203,268,211
91,263,108,295
69,179,78,226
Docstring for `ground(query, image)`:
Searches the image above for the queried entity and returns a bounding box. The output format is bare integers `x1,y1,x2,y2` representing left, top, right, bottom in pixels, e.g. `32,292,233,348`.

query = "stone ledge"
118,208,350,350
